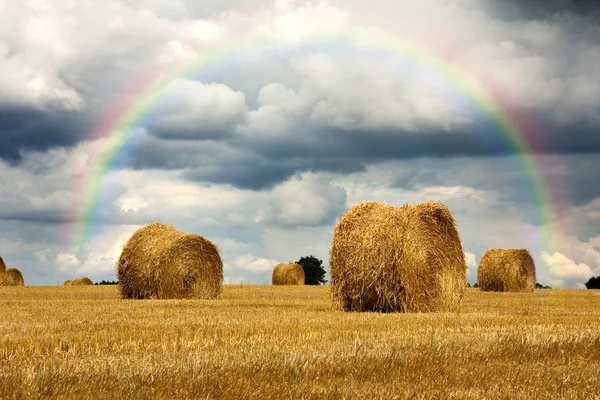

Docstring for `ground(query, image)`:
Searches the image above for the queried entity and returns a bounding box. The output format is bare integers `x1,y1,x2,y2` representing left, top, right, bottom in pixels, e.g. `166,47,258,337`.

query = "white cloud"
266,173,347,226
420,186,495,203
541,251,596,288
224,275,247,284
228,253,279,273
150,80,248,139
55,252,79,273
465,251,477,269
57,224,141,276
117,194,149,213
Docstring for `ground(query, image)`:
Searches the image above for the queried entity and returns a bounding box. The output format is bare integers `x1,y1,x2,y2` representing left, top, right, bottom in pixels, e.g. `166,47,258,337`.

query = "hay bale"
477,248,536,292
65,277,94,286
330,201,467,312
117,222,223,299
0,257,22,286
272,263,305,285
6,268,24,286
0,256,8,286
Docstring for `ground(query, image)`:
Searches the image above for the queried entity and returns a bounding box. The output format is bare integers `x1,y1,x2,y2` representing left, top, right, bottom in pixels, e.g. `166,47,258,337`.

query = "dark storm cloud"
118,118,600,192
0,210,72,224
182,163,299,190
485,0,600,19
0,107,89,162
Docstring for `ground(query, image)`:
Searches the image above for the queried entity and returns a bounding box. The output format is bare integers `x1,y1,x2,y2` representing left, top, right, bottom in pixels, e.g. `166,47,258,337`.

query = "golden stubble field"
1,286,600,399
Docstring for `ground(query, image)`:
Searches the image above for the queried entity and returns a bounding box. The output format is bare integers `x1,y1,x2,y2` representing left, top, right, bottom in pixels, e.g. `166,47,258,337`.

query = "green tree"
95,280,119,286
585,276,600,289
535,282,552,289
295,255,327,285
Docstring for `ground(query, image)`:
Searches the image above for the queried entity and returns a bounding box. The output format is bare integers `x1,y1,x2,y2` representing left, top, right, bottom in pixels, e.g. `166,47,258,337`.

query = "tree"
536,282,552,289
95,280,119,285
295,255,327,285
585,276,600,289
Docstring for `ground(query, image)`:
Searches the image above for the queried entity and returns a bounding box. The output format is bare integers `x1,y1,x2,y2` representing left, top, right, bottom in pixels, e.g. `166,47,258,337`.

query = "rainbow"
70,27,562,258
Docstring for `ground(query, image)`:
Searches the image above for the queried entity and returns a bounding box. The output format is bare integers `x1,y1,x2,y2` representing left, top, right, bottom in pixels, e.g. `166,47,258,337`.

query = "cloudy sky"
1,0,599,287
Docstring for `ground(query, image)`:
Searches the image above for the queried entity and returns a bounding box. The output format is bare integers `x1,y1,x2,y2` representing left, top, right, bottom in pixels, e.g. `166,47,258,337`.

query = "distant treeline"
467,282,552,289
95,280,119,285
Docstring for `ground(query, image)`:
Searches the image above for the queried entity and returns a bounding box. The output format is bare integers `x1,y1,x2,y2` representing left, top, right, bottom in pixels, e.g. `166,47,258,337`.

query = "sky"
1,0,599,287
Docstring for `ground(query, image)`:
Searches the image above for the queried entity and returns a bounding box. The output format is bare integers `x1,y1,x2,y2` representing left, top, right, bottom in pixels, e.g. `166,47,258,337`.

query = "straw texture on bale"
477,248,536,292
0,256,8,286
0,256,22,286
117,222,223,299
64,277,94,286
272,263,305,285
6,268,24,286
330,201,467,313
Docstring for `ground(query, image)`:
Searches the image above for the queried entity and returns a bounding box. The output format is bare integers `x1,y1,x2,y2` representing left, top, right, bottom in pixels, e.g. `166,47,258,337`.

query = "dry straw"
0,256,8,286
330,201,467,312
272,263,305,285
64,278,94,286
6,268,24,286
0,257,25,286
117,222,223,299
477,248,536,292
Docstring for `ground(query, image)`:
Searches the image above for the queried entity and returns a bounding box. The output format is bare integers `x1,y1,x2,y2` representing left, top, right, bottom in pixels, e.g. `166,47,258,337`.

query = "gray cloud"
0,107,88,162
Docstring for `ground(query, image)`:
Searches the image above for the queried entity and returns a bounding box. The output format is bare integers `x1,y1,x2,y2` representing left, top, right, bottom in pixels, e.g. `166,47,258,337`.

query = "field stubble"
1,286,600,399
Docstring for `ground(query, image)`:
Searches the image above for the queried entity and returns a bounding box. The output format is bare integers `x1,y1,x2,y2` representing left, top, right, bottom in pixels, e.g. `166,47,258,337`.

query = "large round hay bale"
6,268,24,286
0,256,8,286
65,277,94,286
117,222,223,299
0,257,21,286
477,248,536,292
330,201,467,312
272,263,305,285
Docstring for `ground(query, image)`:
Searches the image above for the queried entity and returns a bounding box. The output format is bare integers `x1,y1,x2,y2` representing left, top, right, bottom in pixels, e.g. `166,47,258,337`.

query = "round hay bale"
272,263,305,285
330,201,467,312
6,268,24,286
0,256,9,285
117,222,223,299
477,248,536,292
66,277,94,286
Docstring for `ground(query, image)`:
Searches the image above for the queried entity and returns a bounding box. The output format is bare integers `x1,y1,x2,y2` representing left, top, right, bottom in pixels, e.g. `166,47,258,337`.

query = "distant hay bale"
6,268,24,286
0,256,8,286
477,248,536,292
272,263,305,285
64,277,94,286
330,201,467,312
0,257,25,286
117,222,223,299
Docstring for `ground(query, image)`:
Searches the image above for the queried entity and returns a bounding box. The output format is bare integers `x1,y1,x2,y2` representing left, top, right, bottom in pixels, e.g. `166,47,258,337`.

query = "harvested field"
1,286,599,399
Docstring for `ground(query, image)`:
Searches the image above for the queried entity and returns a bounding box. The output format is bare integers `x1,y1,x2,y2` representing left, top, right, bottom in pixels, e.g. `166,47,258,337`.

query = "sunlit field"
1,286,599,399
